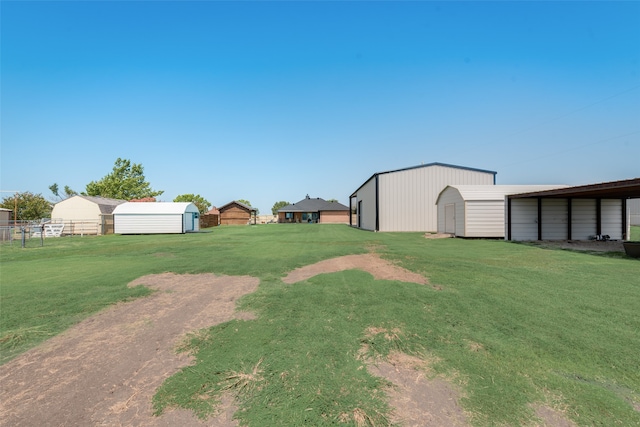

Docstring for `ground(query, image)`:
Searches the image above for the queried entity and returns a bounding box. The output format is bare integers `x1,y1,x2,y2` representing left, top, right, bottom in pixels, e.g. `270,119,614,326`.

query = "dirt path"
0,273,258,427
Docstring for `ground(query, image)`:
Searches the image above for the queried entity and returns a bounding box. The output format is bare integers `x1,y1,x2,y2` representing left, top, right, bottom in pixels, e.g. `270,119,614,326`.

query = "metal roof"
113,202,197,215
436,185,568,204
350,162,497,197
76,195,126,214
507,178,640,199
278,196,349,212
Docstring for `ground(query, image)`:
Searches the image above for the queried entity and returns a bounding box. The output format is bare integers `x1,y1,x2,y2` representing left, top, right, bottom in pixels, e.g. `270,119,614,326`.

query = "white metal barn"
436,185,567,238
506,178,640,241
349,163,496,232
51,195,126,235
113,202,200,234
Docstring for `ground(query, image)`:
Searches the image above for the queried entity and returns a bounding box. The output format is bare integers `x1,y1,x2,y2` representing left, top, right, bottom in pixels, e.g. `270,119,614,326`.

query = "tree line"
2,158,341,221
3,158,229,220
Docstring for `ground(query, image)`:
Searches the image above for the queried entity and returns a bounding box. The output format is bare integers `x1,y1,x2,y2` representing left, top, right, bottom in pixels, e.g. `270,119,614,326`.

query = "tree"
49,183,77,201
238,199,259,215
271,201,290,215
173,194,211,214
84,158,163,200
0,192,52,221
327,199,338,203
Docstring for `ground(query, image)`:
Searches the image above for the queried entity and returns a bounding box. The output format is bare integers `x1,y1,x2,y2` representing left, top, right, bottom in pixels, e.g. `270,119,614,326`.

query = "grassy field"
1,225,639,426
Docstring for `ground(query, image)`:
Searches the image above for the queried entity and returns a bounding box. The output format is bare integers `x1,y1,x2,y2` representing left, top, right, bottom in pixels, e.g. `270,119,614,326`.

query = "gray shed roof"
77,196,126,214
278,196,349,213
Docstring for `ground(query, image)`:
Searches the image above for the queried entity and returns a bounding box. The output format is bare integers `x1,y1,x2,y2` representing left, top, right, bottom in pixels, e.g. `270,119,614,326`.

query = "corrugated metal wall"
466,201,505,237
509,198,625,241
378,165,494,232
353,178,377,231
509,199,539,241
628,198,640,226
571,199,596,240
114,214,183,234
541,199,568,240
601,199,623,239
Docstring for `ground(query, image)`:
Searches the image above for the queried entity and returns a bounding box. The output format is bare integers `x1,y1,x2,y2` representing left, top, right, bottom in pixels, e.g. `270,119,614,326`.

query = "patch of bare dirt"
366,351,470,427
532,404,577,427
282,253,428,285
0,273,259,427
424,233,454,239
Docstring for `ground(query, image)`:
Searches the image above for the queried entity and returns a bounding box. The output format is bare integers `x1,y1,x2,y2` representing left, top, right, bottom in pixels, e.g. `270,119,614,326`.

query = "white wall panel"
378,165,493,232
571,199,596,240
466,201,505,237
510,199,538,241
629,198,640,226
115,214,183,234
541,199,568,240
354,178,377,231
601,199,623,239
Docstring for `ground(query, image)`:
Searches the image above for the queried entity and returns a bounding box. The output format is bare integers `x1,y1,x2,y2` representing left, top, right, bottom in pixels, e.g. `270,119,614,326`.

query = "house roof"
507,178,640,199
76,195,126,214
113,202,197,215
436,185,568,204
278,196,349,212
219,201,257,212
350,162,497,197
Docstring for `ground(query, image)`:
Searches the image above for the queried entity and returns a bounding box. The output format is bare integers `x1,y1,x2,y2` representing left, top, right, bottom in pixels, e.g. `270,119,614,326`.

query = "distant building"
51,195,126,235
0,208,12,241
219,201,257,225
202,207,220,228
277,195,350,224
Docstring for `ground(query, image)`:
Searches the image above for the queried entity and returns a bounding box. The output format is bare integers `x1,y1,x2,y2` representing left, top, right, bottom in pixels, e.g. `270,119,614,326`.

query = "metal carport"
506,178,640,241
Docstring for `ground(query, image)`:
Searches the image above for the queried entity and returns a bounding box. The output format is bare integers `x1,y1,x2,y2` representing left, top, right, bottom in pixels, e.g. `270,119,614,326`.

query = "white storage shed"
113,202,200,234
349,163,497,232
436,185,566,238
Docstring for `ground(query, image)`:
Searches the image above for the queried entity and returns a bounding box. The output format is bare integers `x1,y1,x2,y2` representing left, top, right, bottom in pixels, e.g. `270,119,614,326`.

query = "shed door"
445,204,455,234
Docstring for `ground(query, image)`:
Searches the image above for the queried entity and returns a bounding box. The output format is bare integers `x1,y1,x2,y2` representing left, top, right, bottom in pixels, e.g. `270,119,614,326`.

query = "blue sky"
2,1,639,214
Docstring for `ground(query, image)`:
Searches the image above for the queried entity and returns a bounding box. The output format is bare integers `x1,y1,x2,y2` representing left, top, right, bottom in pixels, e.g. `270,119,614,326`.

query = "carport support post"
567,198,572,241
537,197,542,240
596,198,602,236
507,198,512,240
622,198,627,240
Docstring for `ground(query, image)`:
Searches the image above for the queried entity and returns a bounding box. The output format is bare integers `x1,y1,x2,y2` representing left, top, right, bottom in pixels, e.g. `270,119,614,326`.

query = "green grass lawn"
2,225,639,426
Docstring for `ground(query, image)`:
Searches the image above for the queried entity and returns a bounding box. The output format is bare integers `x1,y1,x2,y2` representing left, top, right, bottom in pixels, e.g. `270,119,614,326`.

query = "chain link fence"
0,218,112,248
